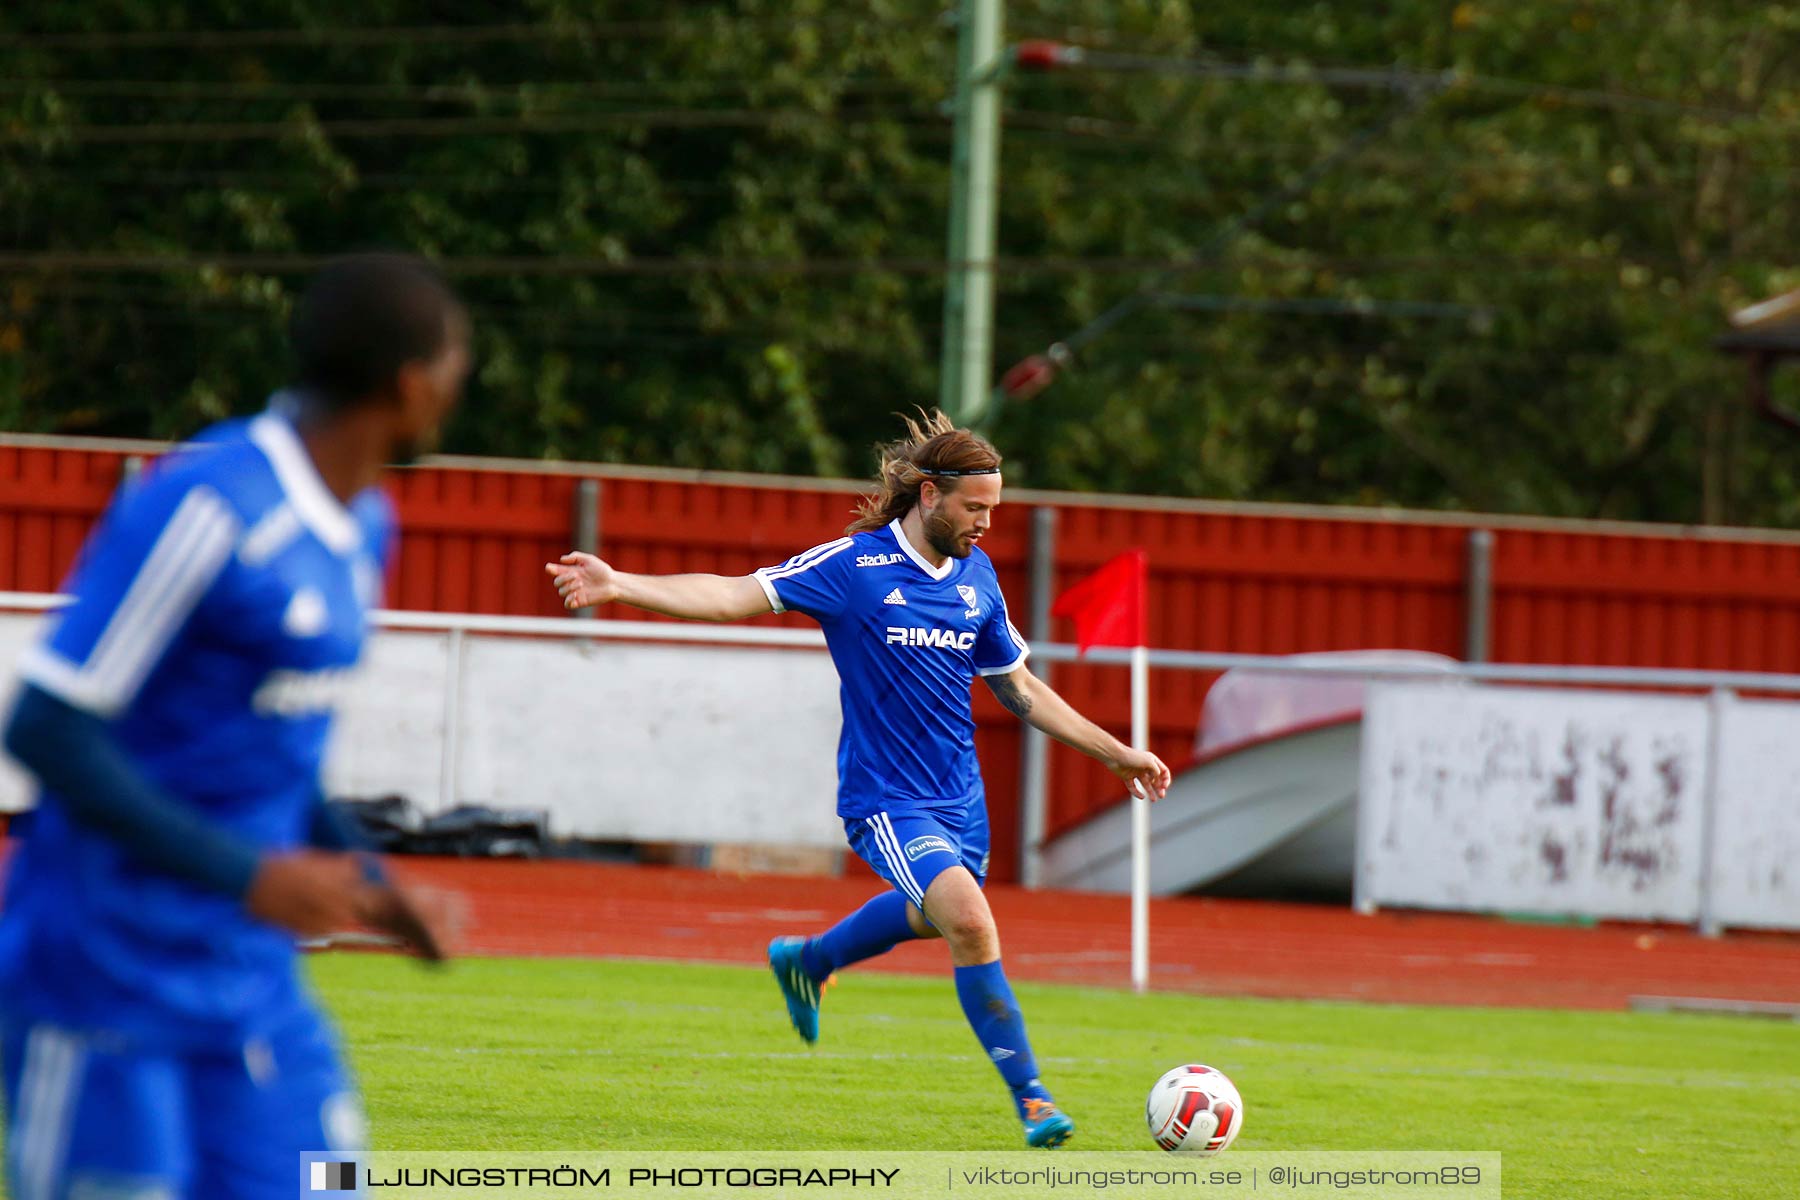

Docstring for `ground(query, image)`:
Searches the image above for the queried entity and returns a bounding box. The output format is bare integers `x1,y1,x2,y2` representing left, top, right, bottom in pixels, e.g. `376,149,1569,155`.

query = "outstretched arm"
545,552,773,622
984,666,1172,800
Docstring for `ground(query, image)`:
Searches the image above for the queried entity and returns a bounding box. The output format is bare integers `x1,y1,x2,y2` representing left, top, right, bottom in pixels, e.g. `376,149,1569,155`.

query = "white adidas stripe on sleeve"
19,486,241,718
976,592,1031,676
753,537,855,614
761,537,853,581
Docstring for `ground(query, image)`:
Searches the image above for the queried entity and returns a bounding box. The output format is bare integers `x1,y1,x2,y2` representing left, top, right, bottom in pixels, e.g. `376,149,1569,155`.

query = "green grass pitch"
319,954,1799,1199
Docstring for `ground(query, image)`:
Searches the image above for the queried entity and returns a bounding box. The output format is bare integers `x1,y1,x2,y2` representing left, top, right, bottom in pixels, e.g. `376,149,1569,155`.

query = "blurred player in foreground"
0,253,467,1197
547,411,1170,1148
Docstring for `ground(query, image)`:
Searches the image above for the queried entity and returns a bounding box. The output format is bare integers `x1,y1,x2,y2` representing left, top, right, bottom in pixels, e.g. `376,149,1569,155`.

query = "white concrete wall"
1358,682,1709,922
1360,681,1800,931
1708,695,1800,930
0,615,38,812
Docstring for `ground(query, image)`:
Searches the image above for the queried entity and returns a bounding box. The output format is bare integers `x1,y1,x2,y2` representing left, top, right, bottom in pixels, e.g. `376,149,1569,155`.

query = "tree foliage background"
3,2,1800,525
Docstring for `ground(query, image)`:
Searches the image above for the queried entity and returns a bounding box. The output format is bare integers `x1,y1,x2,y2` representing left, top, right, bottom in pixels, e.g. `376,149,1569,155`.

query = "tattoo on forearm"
988,673,1034,718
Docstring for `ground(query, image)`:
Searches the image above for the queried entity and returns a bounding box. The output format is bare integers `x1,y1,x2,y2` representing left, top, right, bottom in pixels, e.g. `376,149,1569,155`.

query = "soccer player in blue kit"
547,411,1171,1148
0,253,466,1197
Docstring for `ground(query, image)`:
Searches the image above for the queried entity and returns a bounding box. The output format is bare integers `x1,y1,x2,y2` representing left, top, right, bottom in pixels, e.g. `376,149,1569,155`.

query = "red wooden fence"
7,434,1800,881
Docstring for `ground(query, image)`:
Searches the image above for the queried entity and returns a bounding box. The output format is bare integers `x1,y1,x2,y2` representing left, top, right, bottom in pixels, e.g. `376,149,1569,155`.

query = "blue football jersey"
0,411,392,1048
754,518,1029,819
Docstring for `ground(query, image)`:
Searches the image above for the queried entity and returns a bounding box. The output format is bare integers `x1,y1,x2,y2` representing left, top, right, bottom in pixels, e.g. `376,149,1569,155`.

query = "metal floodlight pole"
938,0,1005,426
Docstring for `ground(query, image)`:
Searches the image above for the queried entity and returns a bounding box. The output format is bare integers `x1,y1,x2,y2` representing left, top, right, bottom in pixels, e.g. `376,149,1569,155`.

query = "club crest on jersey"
957,584,981,618
886,626,976,650
857,552,904,567
904,835,954,860
282,587,330,638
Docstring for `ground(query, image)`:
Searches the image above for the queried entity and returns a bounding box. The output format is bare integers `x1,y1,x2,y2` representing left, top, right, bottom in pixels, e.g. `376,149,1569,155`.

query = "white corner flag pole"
1130,641,1150,994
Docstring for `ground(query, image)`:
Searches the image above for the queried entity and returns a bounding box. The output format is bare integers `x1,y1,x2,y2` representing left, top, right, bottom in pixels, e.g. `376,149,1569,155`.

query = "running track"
394,859,1800,1012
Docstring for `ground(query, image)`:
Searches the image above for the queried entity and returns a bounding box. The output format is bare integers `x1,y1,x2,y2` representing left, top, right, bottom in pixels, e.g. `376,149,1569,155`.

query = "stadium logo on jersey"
253,665,359,716
957,584,981,618
883,588,907,605
283,586,330,638
885,626,976,650
904,835,954,860
857,552,904,567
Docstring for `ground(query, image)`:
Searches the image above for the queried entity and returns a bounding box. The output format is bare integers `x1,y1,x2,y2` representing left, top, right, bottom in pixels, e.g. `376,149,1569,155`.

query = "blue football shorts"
2,1002,365,1200
844,796,991,912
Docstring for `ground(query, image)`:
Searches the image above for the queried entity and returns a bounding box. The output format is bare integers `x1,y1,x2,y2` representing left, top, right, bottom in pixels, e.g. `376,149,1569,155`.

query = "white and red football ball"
1146,1064,1244,1154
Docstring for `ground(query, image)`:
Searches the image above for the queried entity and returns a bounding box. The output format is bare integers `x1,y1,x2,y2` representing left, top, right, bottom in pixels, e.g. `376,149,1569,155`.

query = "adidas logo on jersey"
883,588,907,605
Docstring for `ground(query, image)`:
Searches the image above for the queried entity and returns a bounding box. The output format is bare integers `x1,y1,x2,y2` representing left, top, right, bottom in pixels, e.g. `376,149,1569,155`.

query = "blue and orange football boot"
1022,1097,1075,1148
768,936,834,1045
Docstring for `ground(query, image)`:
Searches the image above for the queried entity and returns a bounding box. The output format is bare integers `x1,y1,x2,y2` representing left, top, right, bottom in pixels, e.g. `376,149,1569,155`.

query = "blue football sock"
801,891,919,981
954,960,1053,1118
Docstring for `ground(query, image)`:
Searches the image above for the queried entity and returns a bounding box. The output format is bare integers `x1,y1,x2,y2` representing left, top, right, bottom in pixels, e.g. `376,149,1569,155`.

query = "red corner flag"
1052,549,1147,655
